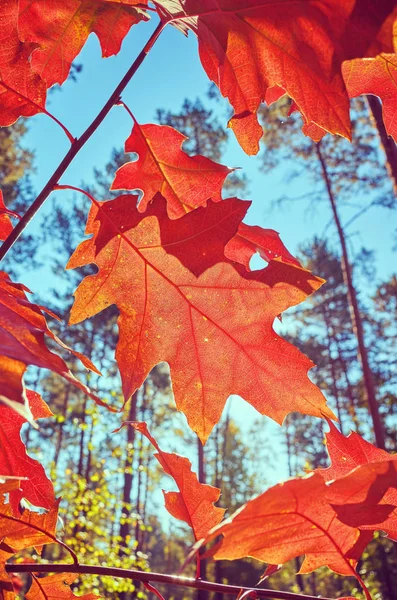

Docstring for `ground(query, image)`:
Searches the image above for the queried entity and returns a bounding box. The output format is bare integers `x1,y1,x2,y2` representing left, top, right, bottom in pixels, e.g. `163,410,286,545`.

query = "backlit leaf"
68,192,334,441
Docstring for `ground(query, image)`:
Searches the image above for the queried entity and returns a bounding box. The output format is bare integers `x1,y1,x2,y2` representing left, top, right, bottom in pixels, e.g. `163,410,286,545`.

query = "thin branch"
5,564,337,600
0,20,165,262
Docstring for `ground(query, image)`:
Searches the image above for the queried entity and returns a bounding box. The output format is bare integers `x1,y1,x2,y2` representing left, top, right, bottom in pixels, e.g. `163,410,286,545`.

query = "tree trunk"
76,396,88,478
366,95,397,195
119,391,139,600
53,385,71,468
214,410,231,600
84,416,95,481
316,142,385,449
197,437,208,600
322,310,345,433
334,336,362,433
134,381,149,549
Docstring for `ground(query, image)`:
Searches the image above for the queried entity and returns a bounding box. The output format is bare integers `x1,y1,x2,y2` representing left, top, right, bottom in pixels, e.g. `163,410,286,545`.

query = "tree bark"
197,437,208,600
53,385,71,468
366,95,397,195
316,142,385,449
119,391,139,600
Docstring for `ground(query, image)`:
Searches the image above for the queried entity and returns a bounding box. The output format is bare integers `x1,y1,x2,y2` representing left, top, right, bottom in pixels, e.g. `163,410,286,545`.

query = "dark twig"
5,563,337,600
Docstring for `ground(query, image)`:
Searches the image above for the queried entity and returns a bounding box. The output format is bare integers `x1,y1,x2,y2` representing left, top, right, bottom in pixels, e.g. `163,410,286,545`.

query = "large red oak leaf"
163,0,354,154
225,223,300,271
212,473,368,579
26,573,99,600
111,122,233,219
118,421,225,539
18,0,149,87
159,1,397,154
0,271,109,421
68,192,334,442
0,390,55,515
0,0,47,126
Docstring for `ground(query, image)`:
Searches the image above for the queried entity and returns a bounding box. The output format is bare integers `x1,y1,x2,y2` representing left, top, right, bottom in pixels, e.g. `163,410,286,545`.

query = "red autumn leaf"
319,421,397,539
225,223,300,271
0,390,55,515
0,271,110,421
19,0,149,88
0,0,47,126
339,0,397,59
211,473,366,580
68,192,333,441
320,420,396,483
161,0,354,155
342,50,397,141
119,421,225,539
0,192,20,243
0,481,60,589
111,121,233,219
26,573,99,599
329,460,397,538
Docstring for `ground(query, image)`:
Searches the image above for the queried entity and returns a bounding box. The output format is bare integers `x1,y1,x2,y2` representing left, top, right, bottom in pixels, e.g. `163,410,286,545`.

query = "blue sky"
15,14,397,484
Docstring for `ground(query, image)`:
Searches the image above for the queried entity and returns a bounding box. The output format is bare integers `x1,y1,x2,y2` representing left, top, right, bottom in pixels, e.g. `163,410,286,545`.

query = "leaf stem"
0,511,78,565
0,80,75,143
5,563,337,600
0,20,164,263
143,581,166,600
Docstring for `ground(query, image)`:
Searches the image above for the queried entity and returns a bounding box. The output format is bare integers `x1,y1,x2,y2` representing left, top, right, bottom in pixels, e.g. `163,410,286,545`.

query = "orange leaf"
0,390,55,515
0,482,60,586
68,193,333,441
111,121,233,219
329,460,397,539
120,421,225,540
19,0,149,87
0,271,109,421
342,51,397,140
319,421,397,539
0,0,47,126
320,420,396,482
213,473,364,577
163,0,353,154
26,573,99,599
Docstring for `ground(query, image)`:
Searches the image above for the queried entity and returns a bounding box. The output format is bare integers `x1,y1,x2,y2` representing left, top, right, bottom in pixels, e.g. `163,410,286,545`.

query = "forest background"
3,14,397,600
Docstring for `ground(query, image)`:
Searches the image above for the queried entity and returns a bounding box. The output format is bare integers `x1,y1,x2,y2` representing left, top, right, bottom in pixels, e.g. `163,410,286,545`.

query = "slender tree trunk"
77,396,88,478
214,409,231,600
322,311,345,433
119,391,139,548
366,95,397,195
134,381,149,549
281,421,305,591
334,336,362,433
316,142,385,449
119,391,139,600
53,385,71,468
197,437,208,600
84,416,95,481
